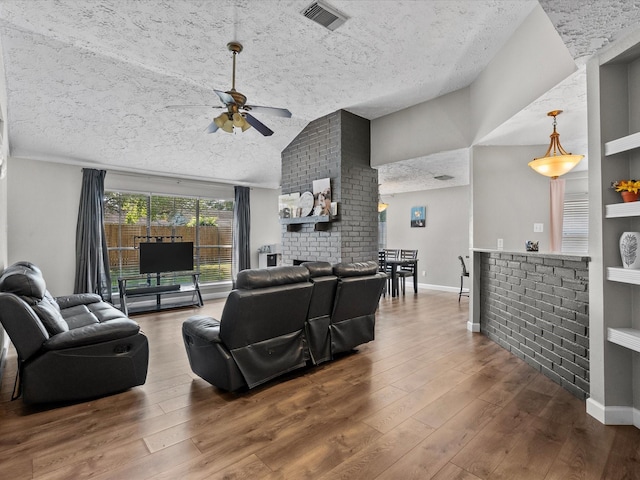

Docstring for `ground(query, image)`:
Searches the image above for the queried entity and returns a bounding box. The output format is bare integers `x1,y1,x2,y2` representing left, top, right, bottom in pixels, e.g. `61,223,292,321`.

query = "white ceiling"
0,1,639,193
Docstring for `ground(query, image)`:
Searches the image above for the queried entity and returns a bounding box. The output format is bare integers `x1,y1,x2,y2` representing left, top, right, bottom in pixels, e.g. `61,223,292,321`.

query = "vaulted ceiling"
0,1,639,193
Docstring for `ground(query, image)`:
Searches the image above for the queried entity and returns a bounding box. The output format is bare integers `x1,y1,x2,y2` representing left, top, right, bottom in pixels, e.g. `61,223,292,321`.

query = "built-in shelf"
608,327,640,352
280,215,339,232
280,215,333,225
606,267,640,285
605,131,640,156
605,201,640,218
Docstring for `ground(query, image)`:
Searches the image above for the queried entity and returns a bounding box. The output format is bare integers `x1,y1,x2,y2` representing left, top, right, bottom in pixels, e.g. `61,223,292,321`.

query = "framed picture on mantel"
411,206,426,228
313,177,331,216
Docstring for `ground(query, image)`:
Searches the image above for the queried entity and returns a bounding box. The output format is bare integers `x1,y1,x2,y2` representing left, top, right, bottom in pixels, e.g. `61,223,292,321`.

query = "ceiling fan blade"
244,113,274,136
244,105,292,118
165,105,222,109
214,89,236,105
205,121,219,134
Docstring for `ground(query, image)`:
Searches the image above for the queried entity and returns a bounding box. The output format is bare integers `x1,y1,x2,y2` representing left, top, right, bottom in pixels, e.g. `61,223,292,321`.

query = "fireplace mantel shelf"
280,215,339,232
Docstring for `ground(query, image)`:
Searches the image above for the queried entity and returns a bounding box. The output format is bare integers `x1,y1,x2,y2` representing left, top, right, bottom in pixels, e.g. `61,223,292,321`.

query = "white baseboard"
586,398,640,427
467,321,480,332
415,282,467,294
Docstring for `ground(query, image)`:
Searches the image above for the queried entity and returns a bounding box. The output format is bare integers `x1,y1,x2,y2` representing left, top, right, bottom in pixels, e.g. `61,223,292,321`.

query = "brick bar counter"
469,249,590,400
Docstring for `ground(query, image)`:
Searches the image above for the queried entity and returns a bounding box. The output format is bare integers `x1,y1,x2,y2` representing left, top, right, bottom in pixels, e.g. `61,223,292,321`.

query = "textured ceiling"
0,1,639,193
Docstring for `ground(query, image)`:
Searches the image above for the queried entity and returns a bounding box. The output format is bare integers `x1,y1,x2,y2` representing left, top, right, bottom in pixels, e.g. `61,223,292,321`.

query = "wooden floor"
1,290,640,479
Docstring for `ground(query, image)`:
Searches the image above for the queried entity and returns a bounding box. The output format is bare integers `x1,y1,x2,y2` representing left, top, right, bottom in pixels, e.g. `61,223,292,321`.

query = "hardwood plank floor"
2,289,640,479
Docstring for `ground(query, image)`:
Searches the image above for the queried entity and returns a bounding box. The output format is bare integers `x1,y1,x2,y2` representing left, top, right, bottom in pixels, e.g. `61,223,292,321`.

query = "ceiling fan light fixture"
529,110,584,179
213,113,228,129
221,118,234,133
232,112,251,132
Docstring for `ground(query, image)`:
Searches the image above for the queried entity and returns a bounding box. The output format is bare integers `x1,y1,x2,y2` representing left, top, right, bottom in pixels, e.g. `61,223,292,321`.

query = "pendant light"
528,110,584,179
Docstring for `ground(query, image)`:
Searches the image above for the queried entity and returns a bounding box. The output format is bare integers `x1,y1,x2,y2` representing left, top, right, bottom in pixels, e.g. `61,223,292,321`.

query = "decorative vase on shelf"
621,191,640,202
620,232,640,269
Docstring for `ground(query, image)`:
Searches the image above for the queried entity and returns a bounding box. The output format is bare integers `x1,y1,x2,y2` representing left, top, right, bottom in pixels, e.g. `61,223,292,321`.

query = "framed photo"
411,206,426,228
312,177,331,216
278,192,300,218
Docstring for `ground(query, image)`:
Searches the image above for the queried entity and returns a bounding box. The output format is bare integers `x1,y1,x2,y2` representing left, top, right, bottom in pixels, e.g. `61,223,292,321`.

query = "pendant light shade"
529,110,584,179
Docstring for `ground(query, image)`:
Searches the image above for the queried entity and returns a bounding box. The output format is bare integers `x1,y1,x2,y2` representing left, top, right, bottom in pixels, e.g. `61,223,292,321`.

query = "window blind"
562,197,589,254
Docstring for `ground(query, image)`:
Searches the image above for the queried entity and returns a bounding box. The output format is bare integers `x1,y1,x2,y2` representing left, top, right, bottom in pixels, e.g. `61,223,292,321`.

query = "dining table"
385,258,419,297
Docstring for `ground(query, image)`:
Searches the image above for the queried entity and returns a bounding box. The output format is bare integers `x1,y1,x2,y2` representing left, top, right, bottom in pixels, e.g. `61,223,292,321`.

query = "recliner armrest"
55,293,103,309
182,315,222,344
42,318,141,351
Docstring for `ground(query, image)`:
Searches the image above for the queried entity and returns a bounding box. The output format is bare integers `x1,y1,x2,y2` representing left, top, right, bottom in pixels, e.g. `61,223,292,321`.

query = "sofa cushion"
0,263,68,335
333,260,379,278
302,261,333,278
236,265,310,290
32,299,69,335
60,305,100,329
0,264,48,299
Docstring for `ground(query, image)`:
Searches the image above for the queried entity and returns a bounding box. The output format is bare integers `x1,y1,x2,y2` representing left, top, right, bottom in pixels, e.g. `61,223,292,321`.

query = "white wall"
7,157,81,295
384,185,470,289
249,187,281,269
0,34,8,269
0,170,6,269
472,145,551,251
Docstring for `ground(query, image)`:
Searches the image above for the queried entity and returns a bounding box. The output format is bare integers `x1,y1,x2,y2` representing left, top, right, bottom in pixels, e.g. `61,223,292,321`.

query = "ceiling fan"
167,42,291,136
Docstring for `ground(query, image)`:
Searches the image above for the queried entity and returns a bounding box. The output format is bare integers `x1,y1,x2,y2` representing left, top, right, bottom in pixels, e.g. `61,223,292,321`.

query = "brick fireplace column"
280,110,378,265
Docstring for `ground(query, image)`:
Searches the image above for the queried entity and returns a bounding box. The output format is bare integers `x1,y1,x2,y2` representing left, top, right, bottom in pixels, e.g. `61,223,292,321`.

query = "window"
378,209,387,250
104,191,233,291
562,195,588,254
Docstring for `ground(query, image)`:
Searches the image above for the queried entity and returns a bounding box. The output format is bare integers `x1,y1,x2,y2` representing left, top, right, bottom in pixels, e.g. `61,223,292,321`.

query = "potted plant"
612,179,640,202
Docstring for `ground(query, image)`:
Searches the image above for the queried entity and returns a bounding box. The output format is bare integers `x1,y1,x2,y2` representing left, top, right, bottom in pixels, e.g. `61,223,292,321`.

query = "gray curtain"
232,186,251,282
74,169,112,302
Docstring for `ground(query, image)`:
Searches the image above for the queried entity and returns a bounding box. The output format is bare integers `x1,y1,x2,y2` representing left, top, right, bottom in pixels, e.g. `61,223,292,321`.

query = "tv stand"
118,271,203,315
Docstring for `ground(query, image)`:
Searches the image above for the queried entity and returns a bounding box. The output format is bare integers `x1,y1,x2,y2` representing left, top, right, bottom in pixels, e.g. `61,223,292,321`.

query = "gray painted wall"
383,185,470,290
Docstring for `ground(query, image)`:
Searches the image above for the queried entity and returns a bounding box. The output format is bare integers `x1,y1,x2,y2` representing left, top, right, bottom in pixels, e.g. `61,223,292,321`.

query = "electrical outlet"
422,270,426,277
497,238,504,249
534,223,544,233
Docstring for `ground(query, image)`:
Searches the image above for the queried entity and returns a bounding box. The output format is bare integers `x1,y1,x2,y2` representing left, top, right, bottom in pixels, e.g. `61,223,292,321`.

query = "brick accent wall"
479,252,590,400
280,110,378,264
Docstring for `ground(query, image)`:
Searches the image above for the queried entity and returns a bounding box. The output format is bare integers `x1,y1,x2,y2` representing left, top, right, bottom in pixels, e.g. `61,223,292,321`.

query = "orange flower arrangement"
612,180,640,193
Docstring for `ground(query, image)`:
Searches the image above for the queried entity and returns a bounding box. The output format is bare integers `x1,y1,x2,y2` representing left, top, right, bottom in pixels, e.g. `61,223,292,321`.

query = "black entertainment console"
118,271,203,316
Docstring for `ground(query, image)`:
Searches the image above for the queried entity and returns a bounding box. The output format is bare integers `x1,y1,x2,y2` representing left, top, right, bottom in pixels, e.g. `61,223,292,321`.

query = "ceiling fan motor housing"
227,90,247,108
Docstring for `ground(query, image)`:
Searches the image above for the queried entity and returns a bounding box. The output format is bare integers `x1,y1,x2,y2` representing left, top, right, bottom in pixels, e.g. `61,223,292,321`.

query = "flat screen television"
139,241,194,274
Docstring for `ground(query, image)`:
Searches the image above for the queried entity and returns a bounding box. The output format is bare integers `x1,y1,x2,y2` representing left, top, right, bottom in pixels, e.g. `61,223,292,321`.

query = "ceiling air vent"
434,175,454,181
301,1,348,31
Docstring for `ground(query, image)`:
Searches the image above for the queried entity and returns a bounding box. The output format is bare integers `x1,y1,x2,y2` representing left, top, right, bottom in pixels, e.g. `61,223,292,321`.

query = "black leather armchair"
182,266,313,391
331,261,386,355
0,262,149,404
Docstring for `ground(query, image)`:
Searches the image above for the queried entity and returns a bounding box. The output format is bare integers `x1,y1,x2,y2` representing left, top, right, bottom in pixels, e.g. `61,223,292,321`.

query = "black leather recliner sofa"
183,261,386,392
182,265,314,391
0,261,149,404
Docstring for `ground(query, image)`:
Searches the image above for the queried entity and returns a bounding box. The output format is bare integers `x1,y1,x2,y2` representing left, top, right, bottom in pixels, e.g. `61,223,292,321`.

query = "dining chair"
378,250,389,296
384,249,399,260
458,255,469,302
397,249,418,295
